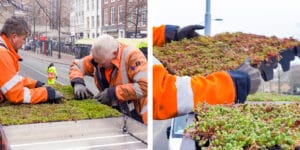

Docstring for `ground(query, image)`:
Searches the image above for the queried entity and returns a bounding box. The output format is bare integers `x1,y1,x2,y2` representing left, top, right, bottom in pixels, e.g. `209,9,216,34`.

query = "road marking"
11,134,136,147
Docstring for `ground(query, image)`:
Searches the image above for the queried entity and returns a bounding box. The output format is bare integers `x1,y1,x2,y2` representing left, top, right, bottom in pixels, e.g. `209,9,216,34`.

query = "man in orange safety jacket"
152,24,262,120
0,16,63,104
69,34,148,124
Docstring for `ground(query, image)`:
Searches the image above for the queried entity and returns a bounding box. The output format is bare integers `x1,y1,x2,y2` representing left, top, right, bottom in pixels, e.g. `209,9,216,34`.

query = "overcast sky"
150,0,300,39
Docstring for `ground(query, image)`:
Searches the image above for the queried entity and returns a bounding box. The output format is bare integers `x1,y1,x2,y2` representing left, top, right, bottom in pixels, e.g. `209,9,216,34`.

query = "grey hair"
1,16,31,37
91,34,119,59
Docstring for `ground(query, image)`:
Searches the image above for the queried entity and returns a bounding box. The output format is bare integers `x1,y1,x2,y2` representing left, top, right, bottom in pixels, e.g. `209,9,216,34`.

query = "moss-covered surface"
0,84,121,126
247,92,300,102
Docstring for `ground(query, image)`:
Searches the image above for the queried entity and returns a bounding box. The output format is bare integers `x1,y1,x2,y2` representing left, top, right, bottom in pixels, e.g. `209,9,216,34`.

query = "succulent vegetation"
185,103,300,149
247,92,300,102
0,84,121,126
154,32,300,76
154,32,300,149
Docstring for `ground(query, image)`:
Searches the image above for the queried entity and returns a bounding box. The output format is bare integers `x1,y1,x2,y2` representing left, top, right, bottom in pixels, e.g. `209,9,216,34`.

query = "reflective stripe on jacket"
0,34,49,104
69,43,148,124
153,58,236,120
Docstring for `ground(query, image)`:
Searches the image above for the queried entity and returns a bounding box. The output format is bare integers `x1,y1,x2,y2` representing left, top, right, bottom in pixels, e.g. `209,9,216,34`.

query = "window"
128,8,133,27
104,0,108,4
104,8,108,26
97,15,100,28
87,0,89,11
91,16,94,28
140,6,147,26
87,17,90,28
118,5,123,24
111,0,115,2
92,0,94,10
111,6,115,25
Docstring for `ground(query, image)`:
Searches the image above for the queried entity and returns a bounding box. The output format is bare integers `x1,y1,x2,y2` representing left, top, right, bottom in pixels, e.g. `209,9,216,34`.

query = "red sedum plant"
153,32,300,76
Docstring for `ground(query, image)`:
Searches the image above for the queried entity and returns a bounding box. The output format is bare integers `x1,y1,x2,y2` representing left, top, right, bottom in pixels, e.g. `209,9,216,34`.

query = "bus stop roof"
75,38,147,47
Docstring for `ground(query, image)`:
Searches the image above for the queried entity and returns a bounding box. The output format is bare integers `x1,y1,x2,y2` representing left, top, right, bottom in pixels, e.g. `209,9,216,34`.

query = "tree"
125,0,147,38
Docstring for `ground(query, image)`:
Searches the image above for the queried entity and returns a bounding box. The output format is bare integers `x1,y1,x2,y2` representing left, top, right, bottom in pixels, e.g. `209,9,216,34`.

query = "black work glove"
279,48,295,72
35,81,45,88
165,24,204,43
73,84,94,100
94,87,117,106
236,60,261,94
177,25,204,40
229,60,261,103
46,87,64,104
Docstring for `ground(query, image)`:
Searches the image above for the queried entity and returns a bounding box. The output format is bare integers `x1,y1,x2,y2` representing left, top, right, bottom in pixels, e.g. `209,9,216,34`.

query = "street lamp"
204,0,222,36
204,0,211,36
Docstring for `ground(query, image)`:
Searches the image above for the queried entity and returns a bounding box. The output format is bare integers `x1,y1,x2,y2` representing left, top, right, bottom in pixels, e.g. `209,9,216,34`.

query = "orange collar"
0,34,22,61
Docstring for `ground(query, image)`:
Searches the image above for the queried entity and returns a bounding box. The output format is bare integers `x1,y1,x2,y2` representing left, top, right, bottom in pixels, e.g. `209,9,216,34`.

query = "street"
19,51,98,95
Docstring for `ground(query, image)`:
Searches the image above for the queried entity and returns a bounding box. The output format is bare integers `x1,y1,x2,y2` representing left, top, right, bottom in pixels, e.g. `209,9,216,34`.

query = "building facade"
102,0,147,38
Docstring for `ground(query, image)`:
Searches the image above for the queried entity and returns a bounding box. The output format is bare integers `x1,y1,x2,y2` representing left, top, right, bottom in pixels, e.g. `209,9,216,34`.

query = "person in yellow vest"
137,41,148,58
47,63,58,85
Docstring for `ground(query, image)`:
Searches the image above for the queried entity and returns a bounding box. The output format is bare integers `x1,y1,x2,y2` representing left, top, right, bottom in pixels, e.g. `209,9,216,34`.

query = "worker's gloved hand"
237,60,261,94
177,25,204,41
229,59,261,103
94,87,117,106
46,87,64,104
165,25,204,43
74,84,94,100
51,90,64,104
35,80,45,88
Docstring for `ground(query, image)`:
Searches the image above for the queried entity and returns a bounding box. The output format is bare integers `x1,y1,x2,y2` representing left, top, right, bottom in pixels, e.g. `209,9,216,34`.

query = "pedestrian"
137,41,148,58
152,24,261,119
47,63,58,85
69,34,148,124
0,16,63,104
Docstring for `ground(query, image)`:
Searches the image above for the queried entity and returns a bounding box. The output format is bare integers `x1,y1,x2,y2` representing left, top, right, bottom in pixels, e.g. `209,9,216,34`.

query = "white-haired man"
69,34,148,124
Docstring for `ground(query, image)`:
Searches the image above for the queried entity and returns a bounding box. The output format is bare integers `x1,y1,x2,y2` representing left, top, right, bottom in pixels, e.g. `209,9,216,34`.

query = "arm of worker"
69,55,94,100
22,78,45,88
153,56,261,120
0,54,63,104
95,48,148,104
153,24,204,47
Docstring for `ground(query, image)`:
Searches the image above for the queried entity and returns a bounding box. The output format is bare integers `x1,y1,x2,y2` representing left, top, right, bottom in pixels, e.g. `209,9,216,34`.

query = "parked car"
167,114,189,150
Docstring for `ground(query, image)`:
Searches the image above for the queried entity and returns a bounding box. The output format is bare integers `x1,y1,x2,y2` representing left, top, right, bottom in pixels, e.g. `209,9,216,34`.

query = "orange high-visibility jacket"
69,43,148,124
153,25,168,47
0,34,50,104
153,25,236,120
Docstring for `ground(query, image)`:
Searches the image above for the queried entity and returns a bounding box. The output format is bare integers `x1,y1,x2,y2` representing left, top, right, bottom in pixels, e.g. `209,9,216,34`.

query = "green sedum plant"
0,84,121,126
185,103,300,149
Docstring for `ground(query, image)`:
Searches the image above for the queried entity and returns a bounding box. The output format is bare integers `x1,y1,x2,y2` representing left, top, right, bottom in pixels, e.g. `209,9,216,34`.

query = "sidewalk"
19,50,75,65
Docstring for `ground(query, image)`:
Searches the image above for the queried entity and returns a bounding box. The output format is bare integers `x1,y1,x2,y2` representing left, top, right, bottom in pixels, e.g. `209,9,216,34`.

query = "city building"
102,0,147,38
